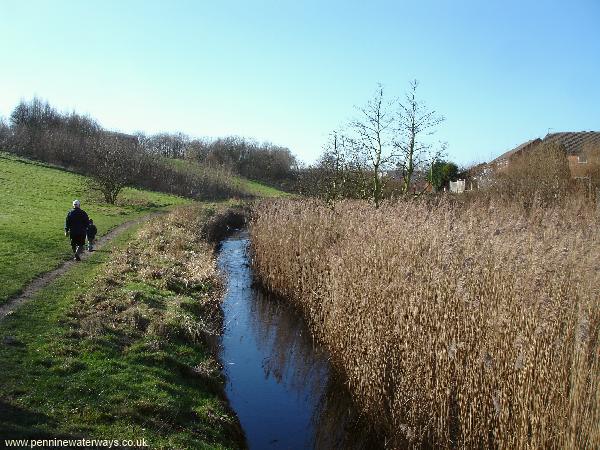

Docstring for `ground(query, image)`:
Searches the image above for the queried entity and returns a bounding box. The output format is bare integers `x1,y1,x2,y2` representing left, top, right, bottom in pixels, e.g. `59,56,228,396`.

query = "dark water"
217,232,381,450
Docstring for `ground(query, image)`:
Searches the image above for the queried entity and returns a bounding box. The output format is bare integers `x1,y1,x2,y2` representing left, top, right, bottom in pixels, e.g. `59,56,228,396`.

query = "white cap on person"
73,199,81,208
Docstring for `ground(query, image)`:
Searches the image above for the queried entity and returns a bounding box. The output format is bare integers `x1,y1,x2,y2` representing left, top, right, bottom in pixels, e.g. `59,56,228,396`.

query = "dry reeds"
72,205,232,346
250,197,600,448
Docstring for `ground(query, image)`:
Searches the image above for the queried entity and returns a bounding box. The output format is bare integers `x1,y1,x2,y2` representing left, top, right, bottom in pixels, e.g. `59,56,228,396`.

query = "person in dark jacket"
87,219,98,252
65,199,89,261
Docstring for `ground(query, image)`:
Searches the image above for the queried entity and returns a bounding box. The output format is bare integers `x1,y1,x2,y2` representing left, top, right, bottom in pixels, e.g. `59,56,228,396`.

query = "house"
490,138,543,170
543,132,600,180
488,131,600,182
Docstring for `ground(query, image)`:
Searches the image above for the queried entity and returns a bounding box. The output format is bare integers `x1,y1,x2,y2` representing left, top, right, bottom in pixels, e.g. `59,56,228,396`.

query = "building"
488,131,600,181
543,132,600,180
449,179,466,193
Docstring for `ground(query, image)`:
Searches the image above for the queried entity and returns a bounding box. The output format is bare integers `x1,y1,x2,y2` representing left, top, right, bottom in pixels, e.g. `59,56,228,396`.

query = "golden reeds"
250,197,600,448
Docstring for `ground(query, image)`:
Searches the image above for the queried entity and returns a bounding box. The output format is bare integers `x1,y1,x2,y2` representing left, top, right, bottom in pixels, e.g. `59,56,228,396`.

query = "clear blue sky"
1,0,599,165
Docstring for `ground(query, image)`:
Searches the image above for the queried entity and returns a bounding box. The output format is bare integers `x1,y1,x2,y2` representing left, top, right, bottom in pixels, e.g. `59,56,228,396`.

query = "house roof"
491,138,542,164
542,131,600,155
491,131,600,164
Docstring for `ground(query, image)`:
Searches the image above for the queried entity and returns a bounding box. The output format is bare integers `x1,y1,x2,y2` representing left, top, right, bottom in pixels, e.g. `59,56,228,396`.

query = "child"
87,219,98,252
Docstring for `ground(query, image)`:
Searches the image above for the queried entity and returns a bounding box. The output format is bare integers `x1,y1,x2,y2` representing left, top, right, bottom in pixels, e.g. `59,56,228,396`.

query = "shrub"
492,142,572,206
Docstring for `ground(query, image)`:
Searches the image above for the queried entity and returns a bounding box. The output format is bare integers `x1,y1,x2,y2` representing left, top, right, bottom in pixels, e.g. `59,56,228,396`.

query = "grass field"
0,152,191,305
231,177,290,198
0,205,244,448
166,157,290,198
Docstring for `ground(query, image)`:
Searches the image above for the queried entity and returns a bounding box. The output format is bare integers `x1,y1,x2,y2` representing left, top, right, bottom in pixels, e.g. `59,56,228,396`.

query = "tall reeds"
250,197,600,448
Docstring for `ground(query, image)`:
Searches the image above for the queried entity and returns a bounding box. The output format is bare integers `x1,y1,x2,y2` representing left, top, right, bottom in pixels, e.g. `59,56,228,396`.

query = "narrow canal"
217,231,381,450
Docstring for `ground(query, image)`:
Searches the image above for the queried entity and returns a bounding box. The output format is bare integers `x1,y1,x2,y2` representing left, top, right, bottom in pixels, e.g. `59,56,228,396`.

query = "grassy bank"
0,204,244,449
166,157,290,198
250,198,600,449
0,152,190,304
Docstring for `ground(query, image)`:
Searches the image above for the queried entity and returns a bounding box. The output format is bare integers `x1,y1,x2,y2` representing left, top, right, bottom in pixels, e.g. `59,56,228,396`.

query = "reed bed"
249,197,600,449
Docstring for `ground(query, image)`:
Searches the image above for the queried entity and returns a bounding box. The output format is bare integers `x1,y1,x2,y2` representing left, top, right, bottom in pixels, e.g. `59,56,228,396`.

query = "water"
217,231,380,450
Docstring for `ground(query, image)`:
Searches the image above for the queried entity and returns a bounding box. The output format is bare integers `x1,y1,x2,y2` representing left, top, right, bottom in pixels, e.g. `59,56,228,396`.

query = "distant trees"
0,116,9,148
296,132,368,204
304,81,446,205
8,97,102,166
191,136,298,188
3,97,302,203
138,132,189,159
3,98,246,203
133,132,298,188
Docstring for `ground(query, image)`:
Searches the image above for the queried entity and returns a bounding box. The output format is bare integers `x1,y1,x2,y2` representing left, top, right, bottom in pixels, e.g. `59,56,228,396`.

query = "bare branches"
88,134,139,204
394,80,446,194
345,85,397,207
313,81,447,205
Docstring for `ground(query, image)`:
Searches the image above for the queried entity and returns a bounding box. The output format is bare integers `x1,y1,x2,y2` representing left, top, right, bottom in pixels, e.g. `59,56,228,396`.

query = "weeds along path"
0,212,164,321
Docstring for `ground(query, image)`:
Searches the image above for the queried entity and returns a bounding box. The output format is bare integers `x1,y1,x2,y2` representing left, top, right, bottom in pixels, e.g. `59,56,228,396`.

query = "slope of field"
0,152,190,304
167,157,290,198
231,176,290,198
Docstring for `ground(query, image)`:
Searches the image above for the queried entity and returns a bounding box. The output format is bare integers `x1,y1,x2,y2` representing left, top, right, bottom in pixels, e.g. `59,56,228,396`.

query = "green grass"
0,213,242,449
0,152,191,304
166,157,290,198
230,177,290,198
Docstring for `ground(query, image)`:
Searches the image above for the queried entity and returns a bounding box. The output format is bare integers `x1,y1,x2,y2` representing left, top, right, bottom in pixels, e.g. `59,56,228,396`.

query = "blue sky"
1,0,598,165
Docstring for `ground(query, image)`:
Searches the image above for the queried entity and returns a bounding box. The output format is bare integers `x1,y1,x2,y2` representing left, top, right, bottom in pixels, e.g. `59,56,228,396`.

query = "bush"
492,142,572,206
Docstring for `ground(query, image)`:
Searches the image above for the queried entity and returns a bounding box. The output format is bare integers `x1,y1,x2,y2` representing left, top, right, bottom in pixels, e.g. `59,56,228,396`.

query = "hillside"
166,157,291,198
0,152,191,304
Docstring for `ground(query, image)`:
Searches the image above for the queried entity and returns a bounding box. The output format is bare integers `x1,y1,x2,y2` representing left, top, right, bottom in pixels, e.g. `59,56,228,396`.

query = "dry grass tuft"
71,205,229,348
250,197,600,449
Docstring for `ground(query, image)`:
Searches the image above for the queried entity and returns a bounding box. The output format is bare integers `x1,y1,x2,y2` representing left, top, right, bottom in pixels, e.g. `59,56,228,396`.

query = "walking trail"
0,212,162,321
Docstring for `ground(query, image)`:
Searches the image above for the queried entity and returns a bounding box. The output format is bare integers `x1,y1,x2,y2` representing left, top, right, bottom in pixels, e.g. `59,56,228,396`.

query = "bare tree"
0,116,9,148
321,131,347,204
318,131,356,204
394,80,446,194
347,85,396,207
88,134,138,204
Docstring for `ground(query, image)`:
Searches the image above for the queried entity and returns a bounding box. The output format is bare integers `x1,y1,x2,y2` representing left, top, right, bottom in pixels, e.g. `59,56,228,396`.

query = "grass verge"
0,204,244,449
0,152,191,304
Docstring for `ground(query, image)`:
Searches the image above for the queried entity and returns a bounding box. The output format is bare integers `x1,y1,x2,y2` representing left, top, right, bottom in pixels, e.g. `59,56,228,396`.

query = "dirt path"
0,212,162,320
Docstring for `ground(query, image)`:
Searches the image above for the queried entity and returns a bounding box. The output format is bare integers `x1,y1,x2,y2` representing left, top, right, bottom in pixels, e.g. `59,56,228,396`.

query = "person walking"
87,219,98,252
65,199,89,261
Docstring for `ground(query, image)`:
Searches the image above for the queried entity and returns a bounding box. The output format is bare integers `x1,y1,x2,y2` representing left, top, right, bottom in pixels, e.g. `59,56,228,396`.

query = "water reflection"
217,231,382,450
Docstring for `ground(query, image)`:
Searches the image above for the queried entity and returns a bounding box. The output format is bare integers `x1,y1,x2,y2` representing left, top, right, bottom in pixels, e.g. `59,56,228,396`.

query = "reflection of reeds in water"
250,285,383,449
313,375,386,450
250,287,328,393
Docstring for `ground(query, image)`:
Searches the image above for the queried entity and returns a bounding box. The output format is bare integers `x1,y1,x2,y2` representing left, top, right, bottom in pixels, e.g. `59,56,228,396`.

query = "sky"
1,0,599,166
